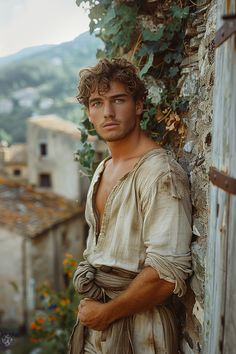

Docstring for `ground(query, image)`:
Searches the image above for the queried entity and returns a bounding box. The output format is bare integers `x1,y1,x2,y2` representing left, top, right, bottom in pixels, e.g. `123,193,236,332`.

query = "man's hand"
78,267,175,331
78,298,111,331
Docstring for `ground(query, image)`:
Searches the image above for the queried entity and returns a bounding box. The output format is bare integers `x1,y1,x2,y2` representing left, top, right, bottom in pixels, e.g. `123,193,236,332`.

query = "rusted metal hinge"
214,14,236,48
209,167,236,195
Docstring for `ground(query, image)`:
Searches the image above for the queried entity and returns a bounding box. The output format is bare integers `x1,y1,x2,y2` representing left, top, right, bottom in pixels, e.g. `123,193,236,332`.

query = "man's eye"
114,98,124,104
92,101,102,107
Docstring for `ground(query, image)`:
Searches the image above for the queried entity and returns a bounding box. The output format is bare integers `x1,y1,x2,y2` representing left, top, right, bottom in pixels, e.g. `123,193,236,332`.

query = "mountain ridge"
0,32,102,143
0,44,56,66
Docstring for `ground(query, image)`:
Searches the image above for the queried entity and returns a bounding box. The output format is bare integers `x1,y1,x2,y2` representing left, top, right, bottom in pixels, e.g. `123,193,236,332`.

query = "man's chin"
102,135,125,142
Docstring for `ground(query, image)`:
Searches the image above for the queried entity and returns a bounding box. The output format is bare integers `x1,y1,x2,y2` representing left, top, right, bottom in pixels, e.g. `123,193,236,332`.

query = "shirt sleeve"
141,170,192,297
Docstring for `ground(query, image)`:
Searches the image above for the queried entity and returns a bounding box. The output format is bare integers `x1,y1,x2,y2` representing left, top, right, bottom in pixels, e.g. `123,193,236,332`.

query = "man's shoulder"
135,148,188,186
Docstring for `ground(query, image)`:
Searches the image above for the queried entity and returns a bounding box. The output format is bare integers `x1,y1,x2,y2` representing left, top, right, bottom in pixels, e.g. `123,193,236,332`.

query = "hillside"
0,32,103,143
0,44,56,66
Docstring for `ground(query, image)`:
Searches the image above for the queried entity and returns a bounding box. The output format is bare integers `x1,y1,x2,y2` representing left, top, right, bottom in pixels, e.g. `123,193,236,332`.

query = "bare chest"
94,159,138,227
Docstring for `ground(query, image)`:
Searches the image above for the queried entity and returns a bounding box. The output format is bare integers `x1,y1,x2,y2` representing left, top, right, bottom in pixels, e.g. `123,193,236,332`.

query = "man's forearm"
104,266,175,323
78,266,175,330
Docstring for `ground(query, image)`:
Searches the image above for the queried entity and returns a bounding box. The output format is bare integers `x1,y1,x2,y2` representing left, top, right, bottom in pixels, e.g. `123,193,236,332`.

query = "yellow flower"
59,298,70,306
65,253,73,258
63,259,69,265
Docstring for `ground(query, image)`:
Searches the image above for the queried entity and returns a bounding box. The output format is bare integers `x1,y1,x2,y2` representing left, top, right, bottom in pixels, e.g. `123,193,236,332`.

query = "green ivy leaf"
148,107,157,116
99,7,116,27
168,18,182,33
169,66,179,78
142,25,164,42
159,42,169,51
140,52,154,77
173,53,182,64
164,53,173,64
142,111,149,119
89,4,106,22
80,130,88,144
140,119,149,130
116,4,138,22
96,49,106,59
138,43,155,57
171,5,189,19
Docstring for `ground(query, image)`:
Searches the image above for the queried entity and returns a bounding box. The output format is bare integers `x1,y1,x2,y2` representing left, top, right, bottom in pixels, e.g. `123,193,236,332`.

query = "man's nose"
104,101,114,118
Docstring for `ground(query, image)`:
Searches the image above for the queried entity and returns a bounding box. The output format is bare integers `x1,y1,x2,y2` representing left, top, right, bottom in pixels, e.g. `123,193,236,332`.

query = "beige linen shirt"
83,147,192,353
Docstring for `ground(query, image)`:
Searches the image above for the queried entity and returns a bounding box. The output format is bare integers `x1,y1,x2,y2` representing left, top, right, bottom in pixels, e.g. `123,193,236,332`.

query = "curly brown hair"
77,58,147,108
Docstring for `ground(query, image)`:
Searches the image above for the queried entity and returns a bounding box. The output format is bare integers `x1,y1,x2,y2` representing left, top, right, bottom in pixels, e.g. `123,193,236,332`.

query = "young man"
69,58,192,354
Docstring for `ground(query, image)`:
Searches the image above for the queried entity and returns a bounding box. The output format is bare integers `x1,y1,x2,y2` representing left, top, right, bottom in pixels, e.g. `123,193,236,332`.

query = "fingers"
80,298,91,305
78,298,92,313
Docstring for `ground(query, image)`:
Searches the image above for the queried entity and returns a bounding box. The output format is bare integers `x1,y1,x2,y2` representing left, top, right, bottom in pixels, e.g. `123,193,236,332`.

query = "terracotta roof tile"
0,177,84,237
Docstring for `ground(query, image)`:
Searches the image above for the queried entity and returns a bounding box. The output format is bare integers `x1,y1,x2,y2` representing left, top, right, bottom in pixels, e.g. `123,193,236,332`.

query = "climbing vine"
75,0,191,177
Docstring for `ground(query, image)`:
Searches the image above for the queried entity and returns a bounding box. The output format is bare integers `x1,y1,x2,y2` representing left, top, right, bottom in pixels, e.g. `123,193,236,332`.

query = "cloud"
0,0,89,56
0,0,26,25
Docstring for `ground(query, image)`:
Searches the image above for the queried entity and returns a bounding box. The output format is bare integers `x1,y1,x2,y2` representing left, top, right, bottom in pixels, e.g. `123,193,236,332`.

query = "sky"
0,0,90,57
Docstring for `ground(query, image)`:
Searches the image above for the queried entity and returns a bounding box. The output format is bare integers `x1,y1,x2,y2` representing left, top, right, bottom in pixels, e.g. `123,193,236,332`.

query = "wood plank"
204,0,236,352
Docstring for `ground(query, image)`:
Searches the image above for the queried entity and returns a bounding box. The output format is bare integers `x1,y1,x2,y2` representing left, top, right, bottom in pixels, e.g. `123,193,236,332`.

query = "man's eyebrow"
89,97,102,105
89,93,129,104
109,93,129,99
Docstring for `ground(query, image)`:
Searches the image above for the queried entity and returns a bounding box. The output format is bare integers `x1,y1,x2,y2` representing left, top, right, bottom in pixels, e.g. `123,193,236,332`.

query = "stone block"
184,141,194,153
180,338,195,354
181,54,199,67
190,275,204,301
180,71,199,97
190,37,202,49
193,300,204,326
191,240,206,272
197,25,206,33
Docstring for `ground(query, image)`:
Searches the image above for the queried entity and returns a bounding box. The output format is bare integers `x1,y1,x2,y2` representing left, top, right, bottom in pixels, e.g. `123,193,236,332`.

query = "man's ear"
136,100,144,115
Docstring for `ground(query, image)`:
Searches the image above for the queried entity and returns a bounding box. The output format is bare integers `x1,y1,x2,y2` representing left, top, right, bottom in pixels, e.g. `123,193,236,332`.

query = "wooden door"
204,0,236,353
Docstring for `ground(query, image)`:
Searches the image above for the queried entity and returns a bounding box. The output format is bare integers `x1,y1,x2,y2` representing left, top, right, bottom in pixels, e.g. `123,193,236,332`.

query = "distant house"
12,87,39,109
0,176,86,329
0,143,28,180
0,98,14,114
27,115,92,203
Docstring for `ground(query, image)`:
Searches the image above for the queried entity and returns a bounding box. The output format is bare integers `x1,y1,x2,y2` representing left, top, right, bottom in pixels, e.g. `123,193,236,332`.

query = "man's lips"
102,122,120,128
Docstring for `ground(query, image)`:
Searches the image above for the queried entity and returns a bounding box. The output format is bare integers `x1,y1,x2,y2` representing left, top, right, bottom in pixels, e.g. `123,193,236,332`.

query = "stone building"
0,143,28,181
27,114,92,203
0,176,85,329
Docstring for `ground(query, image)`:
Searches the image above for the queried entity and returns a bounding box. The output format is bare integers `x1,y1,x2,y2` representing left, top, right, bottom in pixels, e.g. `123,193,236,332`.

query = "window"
39,173,52,187
39,143,47,156
13,169,21,176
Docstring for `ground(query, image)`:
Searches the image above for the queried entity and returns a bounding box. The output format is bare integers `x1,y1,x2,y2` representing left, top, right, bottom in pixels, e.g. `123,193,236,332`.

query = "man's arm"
78,266,174,331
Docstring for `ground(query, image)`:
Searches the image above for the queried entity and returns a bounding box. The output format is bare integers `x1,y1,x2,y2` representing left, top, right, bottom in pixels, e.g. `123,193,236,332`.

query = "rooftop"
4,143,27,165
28,114,95,141
0,177,84,237
28,114,80,136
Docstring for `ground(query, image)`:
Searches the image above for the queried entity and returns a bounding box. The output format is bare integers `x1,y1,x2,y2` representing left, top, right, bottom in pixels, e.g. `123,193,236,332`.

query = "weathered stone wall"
176,1,216,352
139,1,215,351
130,0,215,350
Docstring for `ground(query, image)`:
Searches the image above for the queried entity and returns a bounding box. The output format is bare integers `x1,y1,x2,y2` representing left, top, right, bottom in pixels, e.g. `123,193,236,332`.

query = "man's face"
87,80,143,142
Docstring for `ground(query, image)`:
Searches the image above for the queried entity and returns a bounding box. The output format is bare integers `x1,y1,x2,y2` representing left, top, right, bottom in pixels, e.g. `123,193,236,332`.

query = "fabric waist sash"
68,261,138,354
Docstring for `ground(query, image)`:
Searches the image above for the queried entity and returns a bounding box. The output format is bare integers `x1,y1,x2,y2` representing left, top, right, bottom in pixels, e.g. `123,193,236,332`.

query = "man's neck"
106,130,158,163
